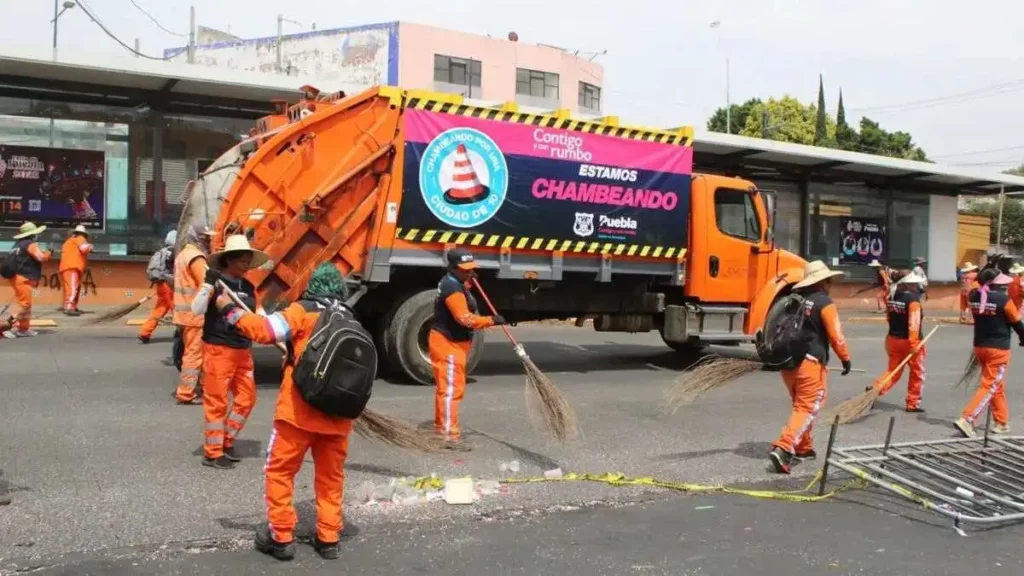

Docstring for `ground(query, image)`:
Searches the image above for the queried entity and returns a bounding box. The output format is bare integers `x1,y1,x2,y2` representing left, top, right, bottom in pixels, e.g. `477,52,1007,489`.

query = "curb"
30,319,58,327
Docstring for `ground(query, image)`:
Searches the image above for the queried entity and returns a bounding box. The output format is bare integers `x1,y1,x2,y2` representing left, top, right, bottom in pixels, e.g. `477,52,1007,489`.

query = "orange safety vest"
59,236,91,273
172,244,207,327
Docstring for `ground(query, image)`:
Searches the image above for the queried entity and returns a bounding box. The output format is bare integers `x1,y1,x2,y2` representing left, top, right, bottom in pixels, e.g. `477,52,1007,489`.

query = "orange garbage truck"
178,85,808,384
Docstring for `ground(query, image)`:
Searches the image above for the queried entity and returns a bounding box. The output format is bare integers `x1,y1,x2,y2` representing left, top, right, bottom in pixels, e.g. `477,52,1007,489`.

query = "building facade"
164,22,605,115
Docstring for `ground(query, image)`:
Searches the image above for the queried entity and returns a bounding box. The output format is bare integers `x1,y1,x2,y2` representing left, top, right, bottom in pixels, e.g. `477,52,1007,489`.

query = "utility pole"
134,38,140,58
725,57,731,134
997,185,1006,253
187,5,196,63
52,0,58,61
276,14,283,72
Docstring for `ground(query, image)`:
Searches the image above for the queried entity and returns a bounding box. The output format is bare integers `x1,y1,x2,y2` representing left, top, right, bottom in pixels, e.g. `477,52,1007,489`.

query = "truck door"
699,185,769,303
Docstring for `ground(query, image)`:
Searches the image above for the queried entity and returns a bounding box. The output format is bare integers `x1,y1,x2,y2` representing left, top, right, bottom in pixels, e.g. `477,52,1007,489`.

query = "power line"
127,0,187,38
76,0,172,60
848,79,1024,113
930,144,1024,159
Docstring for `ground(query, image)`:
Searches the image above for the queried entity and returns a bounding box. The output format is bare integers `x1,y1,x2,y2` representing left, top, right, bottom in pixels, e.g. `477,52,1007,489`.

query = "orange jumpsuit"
139,246,175,341
429,273,495,441
875,268,891,311
1010,276,1024,311
962,288,1024,427
58,235,92,312
6,240,51,333
226,301,353,545
172,245,208,403
773,289,850,456
959,271,978,323
873,289,925,410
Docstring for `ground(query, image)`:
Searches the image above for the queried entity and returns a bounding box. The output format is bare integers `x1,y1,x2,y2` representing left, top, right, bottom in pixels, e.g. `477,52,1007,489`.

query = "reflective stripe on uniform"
444,353,455,436
205,436,223,445
206,422,224,431
266,313,290,342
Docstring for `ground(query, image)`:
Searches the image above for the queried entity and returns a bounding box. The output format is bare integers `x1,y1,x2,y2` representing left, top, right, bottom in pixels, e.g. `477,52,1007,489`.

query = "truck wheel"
386,290,484,385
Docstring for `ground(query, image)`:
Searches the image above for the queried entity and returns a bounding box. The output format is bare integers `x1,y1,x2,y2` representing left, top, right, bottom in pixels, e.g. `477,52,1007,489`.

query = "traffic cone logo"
443,144,490,205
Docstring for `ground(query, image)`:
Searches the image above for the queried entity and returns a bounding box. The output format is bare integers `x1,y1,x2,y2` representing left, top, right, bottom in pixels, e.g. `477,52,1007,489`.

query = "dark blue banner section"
839,216,887,265
398,141,690,247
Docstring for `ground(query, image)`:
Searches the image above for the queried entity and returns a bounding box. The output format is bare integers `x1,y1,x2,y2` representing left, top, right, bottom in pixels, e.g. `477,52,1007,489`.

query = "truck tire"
385,289,484,385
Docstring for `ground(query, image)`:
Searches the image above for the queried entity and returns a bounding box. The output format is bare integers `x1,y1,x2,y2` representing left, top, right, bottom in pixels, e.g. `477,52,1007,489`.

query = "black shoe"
769,447,792,474
138,336,150,344
64,309,82,317
313,537,340,560
0,493,10,506
255,526,295,561
795,450,817,461
444,440,472,452
906,406,926,413
202,456,237,469
223,447,241,462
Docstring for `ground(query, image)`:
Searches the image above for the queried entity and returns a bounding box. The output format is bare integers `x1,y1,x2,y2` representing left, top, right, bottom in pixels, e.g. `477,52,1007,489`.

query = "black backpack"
0,246,24,280
291,299,377,418
760,293,810,369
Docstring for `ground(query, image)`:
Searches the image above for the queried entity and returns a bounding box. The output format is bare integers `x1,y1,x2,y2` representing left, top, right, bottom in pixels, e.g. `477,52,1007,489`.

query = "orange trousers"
874,336,926,410
139,282,174,340
962,347,1011,426
773,359,827,455
7,276,34,333
61,269,82,311
202,343,256,458
175,326,204,403
429,329,472,441
265,419,349,544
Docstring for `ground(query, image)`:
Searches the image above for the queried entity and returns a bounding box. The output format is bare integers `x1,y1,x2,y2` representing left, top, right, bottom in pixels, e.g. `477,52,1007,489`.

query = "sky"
5,0,1024,171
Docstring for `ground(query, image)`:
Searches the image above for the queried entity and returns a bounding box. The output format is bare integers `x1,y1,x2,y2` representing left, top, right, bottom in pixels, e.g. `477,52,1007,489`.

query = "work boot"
444,439,472,452
64,309,82,317
255,526,295,561
906,406,926,414
138,336,150,344
202,456,237,470
769,447,792,474
223,446,241,462
1,331,14,339
14,330,38,338
954,417,977,439
312,537,340,560
795,449,817,461
991,423,1012,435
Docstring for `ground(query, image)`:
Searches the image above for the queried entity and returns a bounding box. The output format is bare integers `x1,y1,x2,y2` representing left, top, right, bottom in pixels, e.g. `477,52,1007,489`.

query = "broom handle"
469,277,519,346
873,325,939,391
216,279,288,355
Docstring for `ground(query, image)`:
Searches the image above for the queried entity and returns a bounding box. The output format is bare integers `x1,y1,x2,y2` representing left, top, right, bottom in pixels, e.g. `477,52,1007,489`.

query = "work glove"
492,314,507,326
203,267,221,287
841,359,853,376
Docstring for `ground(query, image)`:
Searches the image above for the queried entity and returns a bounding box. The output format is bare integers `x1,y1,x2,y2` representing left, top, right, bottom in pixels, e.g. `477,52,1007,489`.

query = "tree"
964,197,1024,246
814,75,829,146
857,118,928,161
706,98,762,134
1005,165,1024,177
738,96,834,146
835,89,858,151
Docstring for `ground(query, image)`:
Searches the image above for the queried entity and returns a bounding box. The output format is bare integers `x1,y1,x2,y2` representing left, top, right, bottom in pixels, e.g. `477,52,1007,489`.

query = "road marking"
559,343,591,353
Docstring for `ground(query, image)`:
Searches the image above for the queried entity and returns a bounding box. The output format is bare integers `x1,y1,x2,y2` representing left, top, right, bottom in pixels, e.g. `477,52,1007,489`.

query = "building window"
433,55,482,97
578,82,601,112
751,180,801,255
714,189,762,243
516,68,559,100
808,183,890,280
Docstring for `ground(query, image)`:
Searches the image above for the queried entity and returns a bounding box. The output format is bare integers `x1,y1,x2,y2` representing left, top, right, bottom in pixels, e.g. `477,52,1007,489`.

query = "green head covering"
303,262,348,301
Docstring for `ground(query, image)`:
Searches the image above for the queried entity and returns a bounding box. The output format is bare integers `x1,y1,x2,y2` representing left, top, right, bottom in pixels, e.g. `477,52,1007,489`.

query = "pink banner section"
404,109,693,176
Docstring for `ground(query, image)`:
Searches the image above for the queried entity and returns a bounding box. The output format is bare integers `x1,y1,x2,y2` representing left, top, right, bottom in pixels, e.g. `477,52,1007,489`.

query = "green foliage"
706,98,762,134
737,96,834,146
857,118,928,161
835,90,858,151
964,197,1024,246
814,75,829,146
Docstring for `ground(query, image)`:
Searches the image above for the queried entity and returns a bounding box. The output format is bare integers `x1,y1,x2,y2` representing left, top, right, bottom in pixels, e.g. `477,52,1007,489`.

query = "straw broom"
824,325,940,424
955,350,979,388
470,277,580,443
216,281,447,453
664,355,765,413
86,293,156,325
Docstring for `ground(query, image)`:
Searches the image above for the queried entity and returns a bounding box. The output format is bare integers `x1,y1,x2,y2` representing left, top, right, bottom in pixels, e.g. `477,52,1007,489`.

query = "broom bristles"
521,354,579,443
956,350,980,388
354,408,448,453
86,297,151,325
824,388,880,424
664,356,764,413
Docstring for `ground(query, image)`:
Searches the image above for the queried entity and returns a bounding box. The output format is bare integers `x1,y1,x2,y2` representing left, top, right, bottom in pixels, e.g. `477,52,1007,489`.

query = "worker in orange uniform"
954,268,1024,438
58,225,94,316
959,262,979,324
172,223,214,405
138,230,177,344
867,259,891,312
188,234,267,469
1008,263,1024,310
769,260,852,474
211,262,361,561
869,269,928,412
2,222,52,339
429,247,506,450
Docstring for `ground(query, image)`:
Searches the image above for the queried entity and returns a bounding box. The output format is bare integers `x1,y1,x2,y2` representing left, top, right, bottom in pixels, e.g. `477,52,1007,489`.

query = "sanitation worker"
428,247,506,449
58,224,93,316
868,269,927,412
2,222,52,339
867,260,891,312
138,230,177,344
211,262,355,561
172,224,214,405
769,260,852,475
959,262,979,324
1009,263,1024,310
955,267,1024,438
188,234,267,469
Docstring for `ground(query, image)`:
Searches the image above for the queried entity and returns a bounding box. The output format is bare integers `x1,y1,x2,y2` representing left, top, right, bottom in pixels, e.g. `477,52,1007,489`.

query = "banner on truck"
398,109,692,253
838,216,886,265
0,145,105,231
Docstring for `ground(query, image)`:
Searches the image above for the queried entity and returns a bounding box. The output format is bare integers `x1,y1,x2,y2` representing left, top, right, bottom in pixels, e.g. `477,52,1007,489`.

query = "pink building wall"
397,22,604,112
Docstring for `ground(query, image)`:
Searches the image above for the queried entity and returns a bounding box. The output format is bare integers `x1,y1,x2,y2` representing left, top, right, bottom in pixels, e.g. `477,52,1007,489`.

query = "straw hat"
867,259,883,268
794,260,845,289
71,224,89,237
13,221,46,239
960,262,978,273
210,234,269,269
1010,263,1024,275
991,273,1014,286
897,270,927,285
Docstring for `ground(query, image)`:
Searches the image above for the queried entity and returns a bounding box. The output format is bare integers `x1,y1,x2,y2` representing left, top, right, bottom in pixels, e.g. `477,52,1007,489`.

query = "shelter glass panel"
807,183,888,281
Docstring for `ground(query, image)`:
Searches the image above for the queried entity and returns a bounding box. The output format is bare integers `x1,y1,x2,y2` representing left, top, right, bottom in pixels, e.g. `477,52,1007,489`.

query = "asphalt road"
1,318,1021,574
